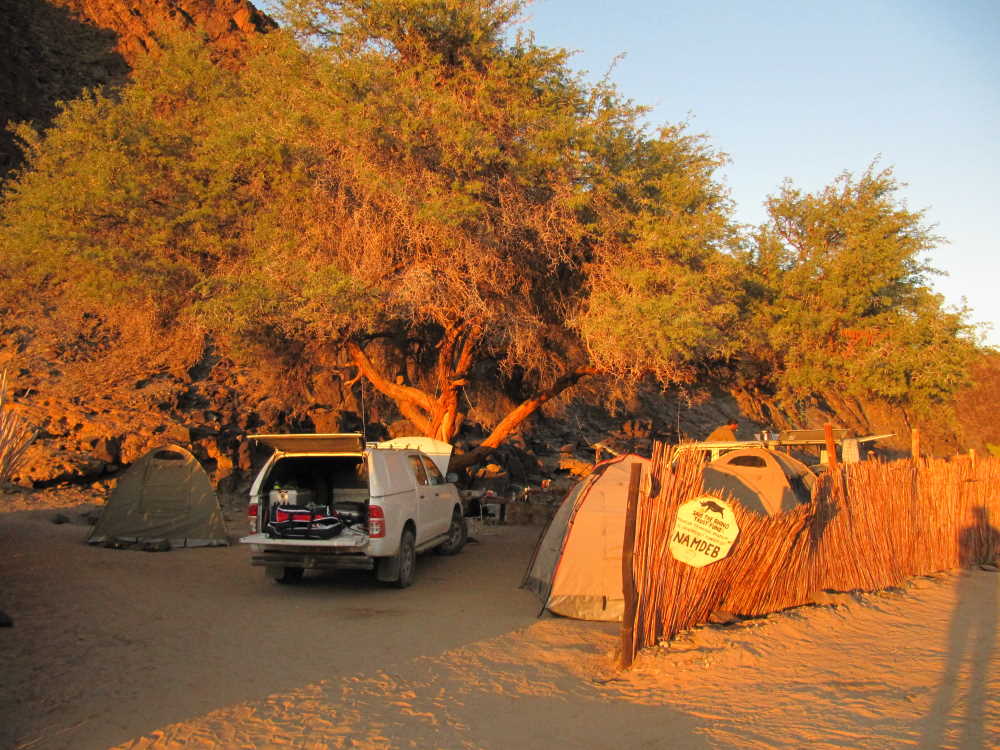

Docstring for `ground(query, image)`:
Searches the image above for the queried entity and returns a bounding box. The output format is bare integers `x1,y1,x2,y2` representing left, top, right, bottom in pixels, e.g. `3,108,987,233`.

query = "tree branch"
451,366,597,470
437,321,463,392
347,340,436,416
454,324,480,378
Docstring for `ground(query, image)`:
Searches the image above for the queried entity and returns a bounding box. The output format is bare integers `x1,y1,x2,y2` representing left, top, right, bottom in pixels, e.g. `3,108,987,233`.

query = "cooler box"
268,487,315,506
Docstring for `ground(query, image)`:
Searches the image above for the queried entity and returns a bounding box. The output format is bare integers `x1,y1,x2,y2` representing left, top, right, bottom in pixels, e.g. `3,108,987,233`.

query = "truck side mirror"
446,472,459,484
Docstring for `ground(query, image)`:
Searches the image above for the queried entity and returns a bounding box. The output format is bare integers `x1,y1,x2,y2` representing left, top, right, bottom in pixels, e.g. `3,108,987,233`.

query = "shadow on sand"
919,507,999,749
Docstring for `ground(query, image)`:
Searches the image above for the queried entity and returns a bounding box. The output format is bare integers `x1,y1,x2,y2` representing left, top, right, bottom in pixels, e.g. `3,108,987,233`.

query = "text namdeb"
669,496,740,568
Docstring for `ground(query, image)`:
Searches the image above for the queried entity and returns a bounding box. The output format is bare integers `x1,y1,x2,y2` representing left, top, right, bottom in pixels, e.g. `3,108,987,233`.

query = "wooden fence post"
823,422,839,472
619,462,643,669
911,428,921,461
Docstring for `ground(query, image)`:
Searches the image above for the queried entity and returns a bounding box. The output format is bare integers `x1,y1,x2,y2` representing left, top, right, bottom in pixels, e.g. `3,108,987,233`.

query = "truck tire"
270,566,304,584
435,508,467,555
393,528,416,588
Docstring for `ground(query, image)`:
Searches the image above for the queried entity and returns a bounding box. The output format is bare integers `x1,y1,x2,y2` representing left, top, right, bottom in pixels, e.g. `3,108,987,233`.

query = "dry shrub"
629,445,1000,650
954,350,1000,451
0,370,37,484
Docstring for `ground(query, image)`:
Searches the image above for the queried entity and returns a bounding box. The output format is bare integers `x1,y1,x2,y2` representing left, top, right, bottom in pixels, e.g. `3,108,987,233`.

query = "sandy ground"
1,491,997,750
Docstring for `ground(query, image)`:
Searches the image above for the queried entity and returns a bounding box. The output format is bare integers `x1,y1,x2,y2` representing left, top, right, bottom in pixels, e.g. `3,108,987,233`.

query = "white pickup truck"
239,433,466,587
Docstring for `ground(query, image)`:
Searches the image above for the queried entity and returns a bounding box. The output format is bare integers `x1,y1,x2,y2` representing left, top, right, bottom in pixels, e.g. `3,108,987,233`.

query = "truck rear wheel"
394,528,416,589
269,566,304,584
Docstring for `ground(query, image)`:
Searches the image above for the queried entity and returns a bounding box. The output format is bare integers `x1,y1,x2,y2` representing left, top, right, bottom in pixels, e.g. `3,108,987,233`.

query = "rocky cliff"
0,0,274,174
49,0,276,64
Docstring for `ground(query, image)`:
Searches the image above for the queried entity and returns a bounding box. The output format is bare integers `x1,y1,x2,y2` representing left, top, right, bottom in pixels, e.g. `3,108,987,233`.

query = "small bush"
0,370,36,484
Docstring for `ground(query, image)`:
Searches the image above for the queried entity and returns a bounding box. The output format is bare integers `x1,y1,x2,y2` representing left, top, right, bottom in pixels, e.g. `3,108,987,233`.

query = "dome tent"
702,447,815,517
523,454,650,622
88,445,229,548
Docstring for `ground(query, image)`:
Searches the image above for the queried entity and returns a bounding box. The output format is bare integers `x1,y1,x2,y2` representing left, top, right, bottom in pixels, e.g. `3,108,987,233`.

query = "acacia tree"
734,164,978,427
236,0,739,456
1,1,740,461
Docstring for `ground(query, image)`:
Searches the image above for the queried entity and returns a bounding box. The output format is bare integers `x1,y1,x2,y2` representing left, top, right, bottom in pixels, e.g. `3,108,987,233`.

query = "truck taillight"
247,503,258,533
368,505,385,538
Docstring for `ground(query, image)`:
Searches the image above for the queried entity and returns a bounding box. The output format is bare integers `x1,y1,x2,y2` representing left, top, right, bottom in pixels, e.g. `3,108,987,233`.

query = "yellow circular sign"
669,496,740,567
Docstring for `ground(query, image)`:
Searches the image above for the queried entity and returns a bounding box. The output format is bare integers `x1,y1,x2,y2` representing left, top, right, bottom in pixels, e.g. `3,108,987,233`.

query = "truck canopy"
250,434,365,454
376,437,453,476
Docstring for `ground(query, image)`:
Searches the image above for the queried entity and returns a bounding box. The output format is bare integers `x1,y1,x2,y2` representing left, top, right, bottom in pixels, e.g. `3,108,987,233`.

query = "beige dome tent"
523,454,650,622
88,445,229,548
702,447,815,517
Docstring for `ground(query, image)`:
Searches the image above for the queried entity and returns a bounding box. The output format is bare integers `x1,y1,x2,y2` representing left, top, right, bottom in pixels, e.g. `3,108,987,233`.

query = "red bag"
266,505,344,540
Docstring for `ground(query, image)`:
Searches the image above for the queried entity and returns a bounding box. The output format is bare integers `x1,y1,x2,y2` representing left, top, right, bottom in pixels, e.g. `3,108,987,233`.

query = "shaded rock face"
0,0,129,173
1,324,378,490
0,0,274,175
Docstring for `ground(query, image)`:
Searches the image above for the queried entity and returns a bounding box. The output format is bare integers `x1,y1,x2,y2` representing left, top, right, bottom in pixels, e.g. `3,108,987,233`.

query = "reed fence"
625,444,1000,658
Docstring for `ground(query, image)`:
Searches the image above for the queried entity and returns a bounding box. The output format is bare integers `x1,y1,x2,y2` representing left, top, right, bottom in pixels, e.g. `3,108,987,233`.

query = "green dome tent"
702,447,815,517
88,445,229,548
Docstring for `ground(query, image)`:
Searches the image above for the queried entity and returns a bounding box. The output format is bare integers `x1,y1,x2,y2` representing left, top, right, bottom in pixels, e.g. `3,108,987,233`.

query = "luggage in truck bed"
266,504,344,540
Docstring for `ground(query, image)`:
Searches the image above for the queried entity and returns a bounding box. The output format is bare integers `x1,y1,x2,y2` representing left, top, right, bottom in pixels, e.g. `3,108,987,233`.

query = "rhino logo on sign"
700,500,726,516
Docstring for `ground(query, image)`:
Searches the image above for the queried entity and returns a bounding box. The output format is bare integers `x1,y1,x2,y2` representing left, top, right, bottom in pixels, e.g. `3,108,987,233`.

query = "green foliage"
2,34,255,313
573,125,741,384
739,164,978,417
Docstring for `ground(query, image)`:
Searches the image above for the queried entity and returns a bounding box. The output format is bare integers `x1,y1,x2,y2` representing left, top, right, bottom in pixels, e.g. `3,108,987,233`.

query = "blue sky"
521,0,999,346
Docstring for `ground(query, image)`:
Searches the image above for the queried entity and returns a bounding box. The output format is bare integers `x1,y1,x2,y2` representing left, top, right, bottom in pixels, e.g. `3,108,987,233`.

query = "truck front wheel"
394,528,416,588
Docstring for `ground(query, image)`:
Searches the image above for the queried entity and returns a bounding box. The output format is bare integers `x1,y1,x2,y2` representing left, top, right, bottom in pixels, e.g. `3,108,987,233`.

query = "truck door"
405,454,435,544
420,454,455,536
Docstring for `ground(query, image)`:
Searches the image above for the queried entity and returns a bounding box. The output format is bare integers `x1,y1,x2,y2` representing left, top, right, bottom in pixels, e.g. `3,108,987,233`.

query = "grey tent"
523,454,650,622
702,447,815,517
88,445,229,547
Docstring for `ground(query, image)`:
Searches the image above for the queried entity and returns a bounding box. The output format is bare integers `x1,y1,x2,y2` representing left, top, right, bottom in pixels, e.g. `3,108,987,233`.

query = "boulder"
91,436,121,464
13,444,104,485
308,407,340,433
156,422,191,446
621,418,652,440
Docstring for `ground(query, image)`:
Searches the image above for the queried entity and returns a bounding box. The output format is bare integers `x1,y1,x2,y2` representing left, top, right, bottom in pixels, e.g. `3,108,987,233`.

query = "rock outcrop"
0,0,274,174
50,0,276,64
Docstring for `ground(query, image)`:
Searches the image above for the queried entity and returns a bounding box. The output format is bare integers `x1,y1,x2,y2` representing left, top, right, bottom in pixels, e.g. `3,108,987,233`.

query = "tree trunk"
346,337,594,469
